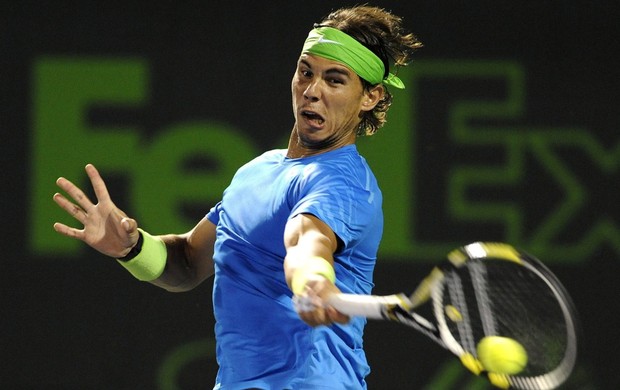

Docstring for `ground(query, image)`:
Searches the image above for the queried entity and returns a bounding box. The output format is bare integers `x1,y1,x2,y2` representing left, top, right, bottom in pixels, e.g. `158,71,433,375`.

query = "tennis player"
53,5,422,389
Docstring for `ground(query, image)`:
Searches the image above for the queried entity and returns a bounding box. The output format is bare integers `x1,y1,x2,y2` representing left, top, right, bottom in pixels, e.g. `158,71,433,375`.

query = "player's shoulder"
306,146,377,186
322,145,374,177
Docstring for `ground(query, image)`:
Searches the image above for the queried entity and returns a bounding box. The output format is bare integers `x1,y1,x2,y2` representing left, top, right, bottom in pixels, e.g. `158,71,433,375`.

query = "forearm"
283,214,348,326
118,218,216,292
283,214,338,291
284,237,334,290
150,233,213,292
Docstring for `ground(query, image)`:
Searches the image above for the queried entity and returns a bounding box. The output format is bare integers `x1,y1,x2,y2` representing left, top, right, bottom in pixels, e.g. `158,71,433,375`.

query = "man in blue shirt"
53,5,422,389
209,145,381,389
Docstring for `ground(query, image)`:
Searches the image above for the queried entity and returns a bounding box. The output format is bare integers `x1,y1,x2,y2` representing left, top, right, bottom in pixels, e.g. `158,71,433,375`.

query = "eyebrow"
300,58,353,79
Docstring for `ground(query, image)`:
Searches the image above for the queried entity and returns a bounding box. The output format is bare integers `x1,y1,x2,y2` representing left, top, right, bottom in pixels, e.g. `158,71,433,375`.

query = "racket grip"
327,293,411,319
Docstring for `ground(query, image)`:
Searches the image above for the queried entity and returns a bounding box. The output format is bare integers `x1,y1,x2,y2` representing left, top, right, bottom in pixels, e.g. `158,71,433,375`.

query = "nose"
303,79,321,102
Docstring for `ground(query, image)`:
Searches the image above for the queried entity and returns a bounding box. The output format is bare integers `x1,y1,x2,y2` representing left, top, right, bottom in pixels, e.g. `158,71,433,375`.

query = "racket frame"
322,242,579,390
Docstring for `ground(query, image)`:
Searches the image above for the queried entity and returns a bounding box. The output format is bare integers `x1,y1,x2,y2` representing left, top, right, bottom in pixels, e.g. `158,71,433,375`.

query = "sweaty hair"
317,5,423,136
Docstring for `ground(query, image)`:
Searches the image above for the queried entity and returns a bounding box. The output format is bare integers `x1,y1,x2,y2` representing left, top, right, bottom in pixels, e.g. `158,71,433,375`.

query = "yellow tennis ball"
476,336,528,375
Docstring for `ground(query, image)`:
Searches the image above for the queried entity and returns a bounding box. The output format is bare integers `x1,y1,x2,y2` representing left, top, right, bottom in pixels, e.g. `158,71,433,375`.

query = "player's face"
290,54,375,153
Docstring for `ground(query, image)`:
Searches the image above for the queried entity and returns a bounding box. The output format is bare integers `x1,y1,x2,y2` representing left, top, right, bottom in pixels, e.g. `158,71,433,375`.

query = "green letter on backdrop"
30,58,256,255
31,58,145,254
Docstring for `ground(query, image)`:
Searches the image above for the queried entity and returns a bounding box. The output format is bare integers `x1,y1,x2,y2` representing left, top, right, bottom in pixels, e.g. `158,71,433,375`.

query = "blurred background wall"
2,0,617,388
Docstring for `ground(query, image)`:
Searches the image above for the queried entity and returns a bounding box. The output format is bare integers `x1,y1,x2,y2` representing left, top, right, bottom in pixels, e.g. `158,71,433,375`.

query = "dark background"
2,1,618,389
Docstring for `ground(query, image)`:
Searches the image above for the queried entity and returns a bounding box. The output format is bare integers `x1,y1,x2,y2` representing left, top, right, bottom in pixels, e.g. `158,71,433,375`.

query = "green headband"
302,26,404,89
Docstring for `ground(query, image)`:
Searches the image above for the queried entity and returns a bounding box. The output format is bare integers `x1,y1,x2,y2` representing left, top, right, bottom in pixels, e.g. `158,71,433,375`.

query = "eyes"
299,67,346,86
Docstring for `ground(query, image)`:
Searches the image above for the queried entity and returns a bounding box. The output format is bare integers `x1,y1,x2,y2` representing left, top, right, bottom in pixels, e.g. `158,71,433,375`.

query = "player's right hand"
293,276,350,327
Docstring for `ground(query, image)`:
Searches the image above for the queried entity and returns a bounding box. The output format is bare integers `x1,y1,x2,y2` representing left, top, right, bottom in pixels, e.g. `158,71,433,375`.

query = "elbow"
150,273,200,293
152,265,214,293
162,284,194,293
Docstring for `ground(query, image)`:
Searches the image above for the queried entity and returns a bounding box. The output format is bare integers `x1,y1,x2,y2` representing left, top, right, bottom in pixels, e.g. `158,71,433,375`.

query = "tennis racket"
296,242,579,389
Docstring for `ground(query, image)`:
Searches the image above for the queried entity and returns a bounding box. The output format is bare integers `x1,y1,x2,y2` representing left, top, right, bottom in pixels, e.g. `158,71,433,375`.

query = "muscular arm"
151,217,216,292
283,213,338,283
283,213,348,325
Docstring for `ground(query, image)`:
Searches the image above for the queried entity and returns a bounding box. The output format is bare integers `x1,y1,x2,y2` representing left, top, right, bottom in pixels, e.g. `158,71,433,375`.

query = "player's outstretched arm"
284,213,349,326
53,164,215,292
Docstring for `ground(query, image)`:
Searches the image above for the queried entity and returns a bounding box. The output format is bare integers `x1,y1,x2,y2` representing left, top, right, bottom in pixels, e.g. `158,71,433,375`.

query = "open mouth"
301,110,325,127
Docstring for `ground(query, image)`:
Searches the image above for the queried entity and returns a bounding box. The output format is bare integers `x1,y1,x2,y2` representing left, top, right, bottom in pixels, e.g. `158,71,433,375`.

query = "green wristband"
291,256,336,295
117,229,167,281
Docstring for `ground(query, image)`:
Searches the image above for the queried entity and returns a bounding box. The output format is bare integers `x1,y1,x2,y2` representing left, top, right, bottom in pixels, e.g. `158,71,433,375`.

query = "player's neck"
286,126,355,159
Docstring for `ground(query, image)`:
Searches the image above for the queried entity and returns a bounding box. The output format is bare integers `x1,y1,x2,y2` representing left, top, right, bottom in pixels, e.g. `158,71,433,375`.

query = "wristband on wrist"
117,231,144,261
291,256,336,295
116,228,167,281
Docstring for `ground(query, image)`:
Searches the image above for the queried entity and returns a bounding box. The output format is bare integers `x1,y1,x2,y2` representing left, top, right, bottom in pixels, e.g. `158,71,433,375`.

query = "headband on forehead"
301,26,405,89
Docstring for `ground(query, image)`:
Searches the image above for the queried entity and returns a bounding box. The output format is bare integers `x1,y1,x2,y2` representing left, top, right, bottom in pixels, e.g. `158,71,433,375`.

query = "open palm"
53,164,139,258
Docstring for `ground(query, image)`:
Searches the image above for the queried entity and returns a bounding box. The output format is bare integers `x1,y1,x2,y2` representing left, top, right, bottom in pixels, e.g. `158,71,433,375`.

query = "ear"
360,84,385,112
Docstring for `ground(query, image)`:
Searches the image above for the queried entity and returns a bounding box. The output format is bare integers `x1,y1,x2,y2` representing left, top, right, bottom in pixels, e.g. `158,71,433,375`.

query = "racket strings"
440,259,573,380
444,272,477,354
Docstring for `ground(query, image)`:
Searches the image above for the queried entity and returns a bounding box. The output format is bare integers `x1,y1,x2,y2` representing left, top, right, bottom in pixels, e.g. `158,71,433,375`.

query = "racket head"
429,242,580,390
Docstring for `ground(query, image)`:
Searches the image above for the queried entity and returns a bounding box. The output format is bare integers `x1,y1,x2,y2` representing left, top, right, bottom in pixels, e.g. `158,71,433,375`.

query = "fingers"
55,176,94,212
120,217,138,234
294,289,350,327
53,221,85,240
326,306,350,324
297,304,349,326
53,192,88,225
298,305,330,327
292,276,350,326
85,164,111,203
55,164,111,209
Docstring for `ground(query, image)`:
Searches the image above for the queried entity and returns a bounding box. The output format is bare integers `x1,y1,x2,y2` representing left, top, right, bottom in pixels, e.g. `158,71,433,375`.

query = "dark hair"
318,5,422,136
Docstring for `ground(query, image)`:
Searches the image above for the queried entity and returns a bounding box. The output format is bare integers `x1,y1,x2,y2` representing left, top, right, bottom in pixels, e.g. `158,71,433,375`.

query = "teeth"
302,110,324,124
